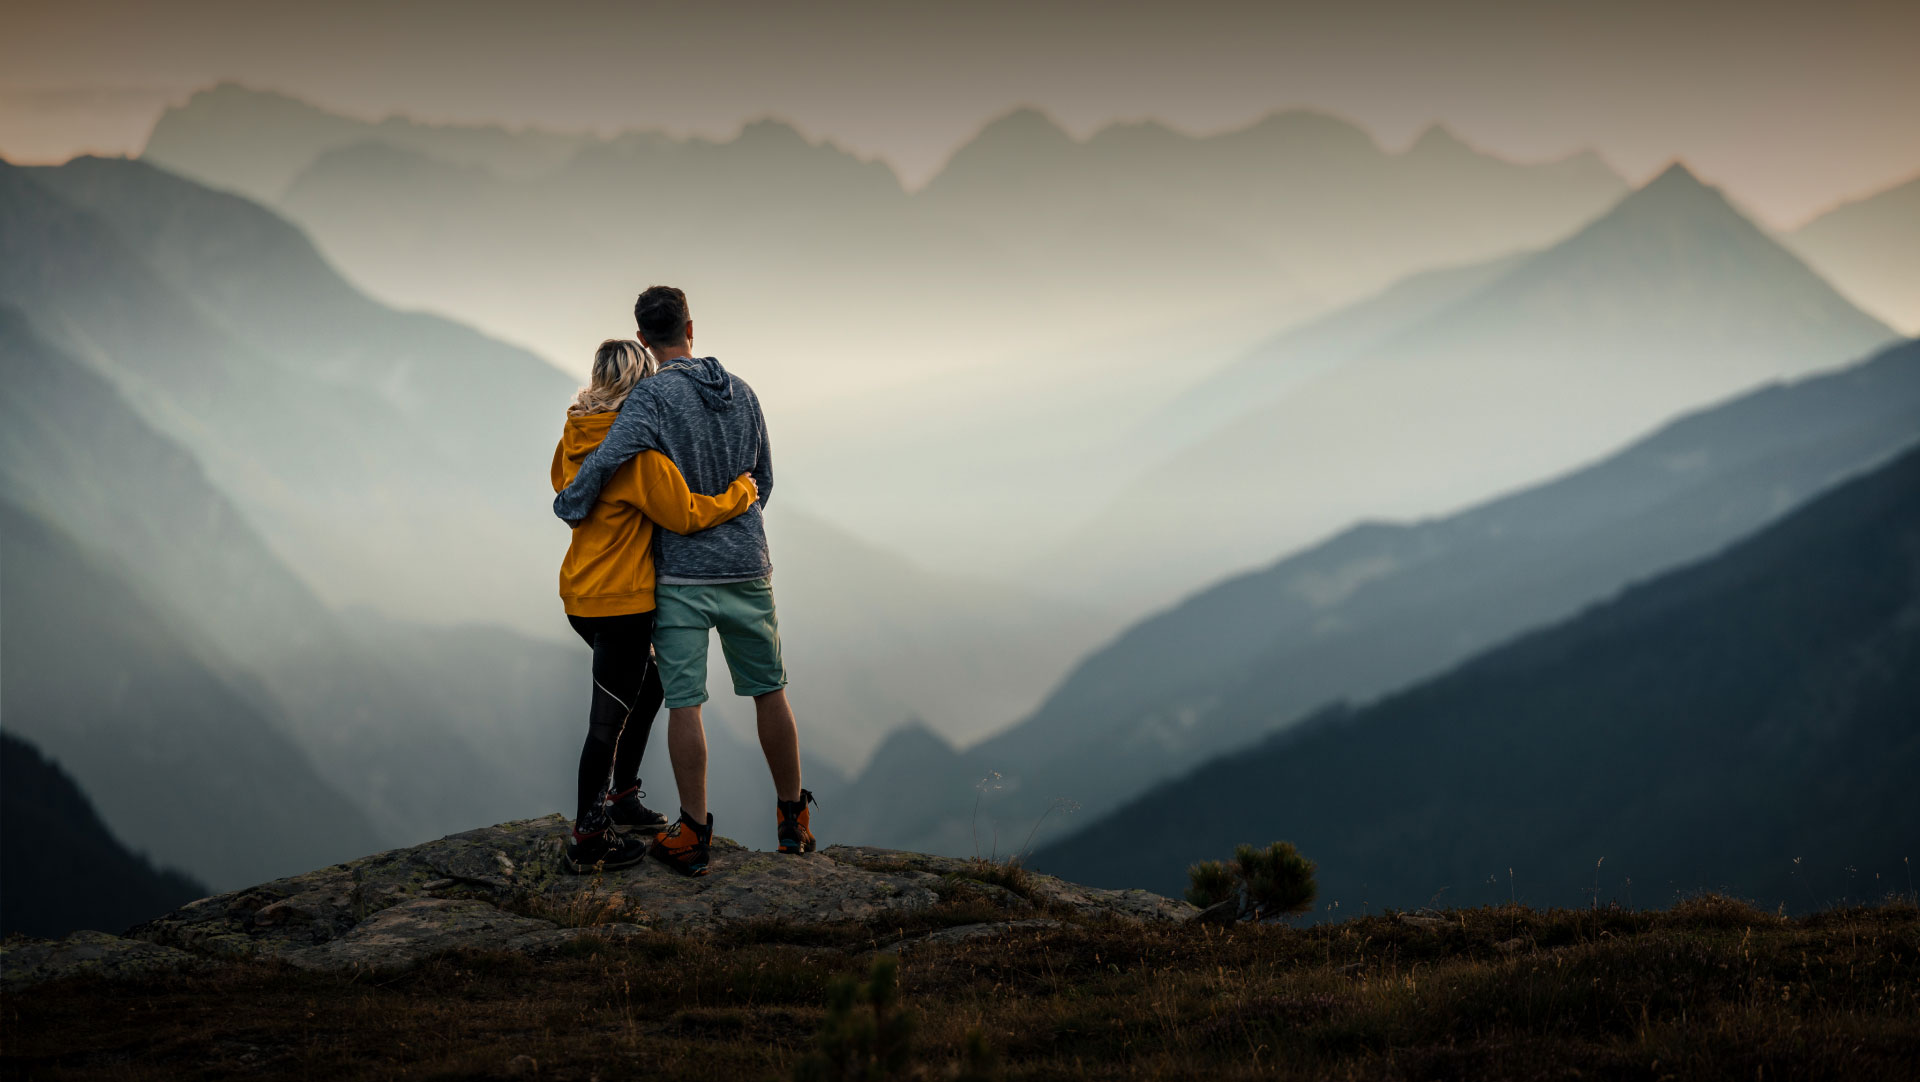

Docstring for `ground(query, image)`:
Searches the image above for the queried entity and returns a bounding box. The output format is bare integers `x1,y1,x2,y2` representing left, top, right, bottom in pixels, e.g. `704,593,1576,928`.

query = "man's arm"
749,387,774,509
552,392,661,526
625,451,758,535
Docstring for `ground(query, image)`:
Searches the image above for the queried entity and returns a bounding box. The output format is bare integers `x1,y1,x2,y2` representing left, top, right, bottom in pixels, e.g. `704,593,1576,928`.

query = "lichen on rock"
2,931,200,988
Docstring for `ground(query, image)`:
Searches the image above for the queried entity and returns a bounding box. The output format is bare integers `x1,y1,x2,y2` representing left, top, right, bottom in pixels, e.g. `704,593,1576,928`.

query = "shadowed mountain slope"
0,495,384,890
0,732,209,938
2,155,1100,778
1034,441,1920,912
836,337,1920,855
0,302,515,865
8,156,575,632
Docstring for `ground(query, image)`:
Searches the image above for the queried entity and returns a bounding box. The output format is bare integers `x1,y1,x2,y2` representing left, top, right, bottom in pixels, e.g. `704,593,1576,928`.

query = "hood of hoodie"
659,356,735,412
556,411,617,481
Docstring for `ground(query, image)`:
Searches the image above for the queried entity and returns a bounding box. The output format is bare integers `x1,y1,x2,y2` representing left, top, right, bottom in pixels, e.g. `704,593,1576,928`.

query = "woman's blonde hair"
569,339,658,415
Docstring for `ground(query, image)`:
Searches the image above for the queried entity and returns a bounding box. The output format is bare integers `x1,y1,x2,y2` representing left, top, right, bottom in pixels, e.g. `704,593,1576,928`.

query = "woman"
552,338,758,872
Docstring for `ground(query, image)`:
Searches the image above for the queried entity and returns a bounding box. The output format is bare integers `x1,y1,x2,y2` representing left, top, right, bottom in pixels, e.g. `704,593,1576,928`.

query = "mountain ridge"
0,731,208,939
1033,439,1920,912
834,336,1920,856
1041,161,1896,601
1787,173,1920,333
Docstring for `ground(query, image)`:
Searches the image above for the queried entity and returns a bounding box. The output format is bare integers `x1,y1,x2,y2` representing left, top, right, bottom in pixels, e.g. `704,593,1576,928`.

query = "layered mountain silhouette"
0,300,521,875
835,337,1920,856
0,155,1096,793
1787,175,1920,334
10,154,573,631
1,731,208,938
141,85,1624,408
0,492,383,891
1046,164,1896,603
1143,252,1530,455
921,108,1621,304
1034,440,1920,913
141,82,596,204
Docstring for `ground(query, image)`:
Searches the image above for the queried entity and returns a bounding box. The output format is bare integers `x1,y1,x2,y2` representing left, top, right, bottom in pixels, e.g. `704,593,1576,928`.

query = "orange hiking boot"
647,810,712,877
776,789,817,854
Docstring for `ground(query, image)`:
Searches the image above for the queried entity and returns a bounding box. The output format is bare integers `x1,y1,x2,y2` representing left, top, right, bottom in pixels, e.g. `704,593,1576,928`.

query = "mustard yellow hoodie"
552,412,757,617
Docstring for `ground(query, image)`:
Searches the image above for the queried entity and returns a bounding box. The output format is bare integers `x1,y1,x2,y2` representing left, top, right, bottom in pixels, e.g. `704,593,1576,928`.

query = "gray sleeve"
750,389,774,508
551,393,661,526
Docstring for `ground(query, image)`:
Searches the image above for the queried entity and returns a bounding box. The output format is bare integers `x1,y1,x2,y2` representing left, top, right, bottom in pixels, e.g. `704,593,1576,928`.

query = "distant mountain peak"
735,115,812,148
970,106,1075,150
1596,160,1750,230
1235,109,1378,154
1644,159,1710,191
922,106,1078,191
1408,123,1476,157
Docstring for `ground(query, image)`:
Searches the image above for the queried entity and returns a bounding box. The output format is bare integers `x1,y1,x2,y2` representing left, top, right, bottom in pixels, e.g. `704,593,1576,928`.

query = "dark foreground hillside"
0,732,206,938
1037,440,1920,912
5,897,1915,1080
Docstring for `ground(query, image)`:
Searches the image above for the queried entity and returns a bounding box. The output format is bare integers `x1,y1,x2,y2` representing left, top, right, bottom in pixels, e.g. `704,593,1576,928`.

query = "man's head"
634,286,692,355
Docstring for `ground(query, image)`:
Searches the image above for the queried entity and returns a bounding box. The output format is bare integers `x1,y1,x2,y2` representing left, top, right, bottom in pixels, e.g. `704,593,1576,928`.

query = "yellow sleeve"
625,451,756,534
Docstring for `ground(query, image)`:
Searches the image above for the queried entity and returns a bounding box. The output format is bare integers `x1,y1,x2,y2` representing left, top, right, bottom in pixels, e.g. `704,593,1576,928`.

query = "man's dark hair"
634,286,690,349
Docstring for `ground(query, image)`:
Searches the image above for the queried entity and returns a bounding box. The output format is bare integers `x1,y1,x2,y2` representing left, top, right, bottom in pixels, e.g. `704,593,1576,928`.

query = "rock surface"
2,930,200,988
897,919,1066,953
6,816,1192,987
823,846,1197,923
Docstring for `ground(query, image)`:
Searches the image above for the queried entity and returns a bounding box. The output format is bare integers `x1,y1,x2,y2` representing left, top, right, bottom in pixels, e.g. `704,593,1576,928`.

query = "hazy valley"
2,83,1916,934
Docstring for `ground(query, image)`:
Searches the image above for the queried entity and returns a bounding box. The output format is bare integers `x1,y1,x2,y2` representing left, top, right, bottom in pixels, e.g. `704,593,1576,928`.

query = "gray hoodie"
553,357,774,583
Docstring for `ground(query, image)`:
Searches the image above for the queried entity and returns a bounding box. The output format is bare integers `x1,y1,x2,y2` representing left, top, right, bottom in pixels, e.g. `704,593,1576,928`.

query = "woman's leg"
610,647,664,794
568,613,655,827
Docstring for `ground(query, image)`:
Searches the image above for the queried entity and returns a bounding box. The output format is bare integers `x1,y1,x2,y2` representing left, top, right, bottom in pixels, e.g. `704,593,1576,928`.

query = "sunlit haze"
4,0,1919,227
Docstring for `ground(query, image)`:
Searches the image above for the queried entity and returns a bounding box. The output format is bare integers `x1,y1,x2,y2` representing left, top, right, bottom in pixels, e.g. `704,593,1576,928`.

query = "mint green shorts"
652,578,789,708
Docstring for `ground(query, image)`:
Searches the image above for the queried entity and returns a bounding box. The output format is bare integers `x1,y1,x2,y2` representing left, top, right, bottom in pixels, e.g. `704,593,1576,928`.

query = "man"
553,285,812,876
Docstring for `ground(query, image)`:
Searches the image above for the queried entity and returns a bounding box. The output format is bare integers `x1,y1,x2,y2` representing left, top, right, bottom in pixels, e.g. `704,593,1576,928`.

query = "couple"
550,285,813,877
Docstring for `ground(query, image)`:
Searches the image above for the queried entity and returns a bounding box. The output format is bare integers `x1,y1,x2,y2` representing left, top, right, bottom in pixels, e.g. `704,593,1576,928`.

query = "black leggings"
567,612,665,826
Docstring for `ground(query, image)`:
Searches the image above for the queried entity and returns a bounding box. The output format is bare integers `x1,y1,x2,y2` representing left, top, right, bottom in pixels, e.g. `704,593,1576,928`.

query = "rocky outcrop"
1,930,201,989
4,816,1192,987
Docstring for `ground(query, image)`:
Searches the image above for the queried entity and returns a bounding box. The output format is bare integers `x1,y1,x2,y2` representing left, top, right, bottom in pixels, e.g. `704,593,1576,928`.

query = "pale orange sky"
4,0,1918,228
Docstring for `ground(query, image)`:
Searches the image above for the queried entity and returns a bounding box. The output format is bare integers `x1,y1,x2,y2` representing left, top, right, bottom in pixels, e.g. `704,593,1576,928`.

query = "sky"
3,0,1918,228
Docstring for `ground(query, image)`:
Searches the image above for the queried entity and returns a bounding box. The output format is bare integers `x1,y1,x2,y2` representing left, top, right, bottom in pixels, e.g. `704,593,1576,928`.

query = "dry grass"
5,896,1918,1081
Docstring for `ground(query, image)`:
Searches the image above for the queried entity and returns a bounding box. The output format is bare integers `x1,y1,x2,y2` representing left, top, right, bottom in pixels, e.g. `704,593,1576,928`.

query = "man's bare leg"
667,705,709,823
754,689,802,803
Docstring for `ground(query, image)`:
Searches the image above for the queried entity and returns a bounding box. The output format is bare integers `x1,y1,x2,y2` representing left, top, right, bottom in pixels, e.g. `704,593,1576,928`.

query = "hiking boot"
777,789,818,854
563,819,649,874
648,810,713,877
606,784,669,834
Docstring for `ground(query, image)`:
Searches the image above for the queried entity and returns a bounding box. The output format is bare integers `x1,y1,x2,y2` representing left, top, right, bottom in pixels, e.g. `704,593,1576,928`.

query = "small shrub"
1185,841,1318,922
1185,860,1238,909
1666,892,1784,930
794,955,916,1082
1236,842,1317,920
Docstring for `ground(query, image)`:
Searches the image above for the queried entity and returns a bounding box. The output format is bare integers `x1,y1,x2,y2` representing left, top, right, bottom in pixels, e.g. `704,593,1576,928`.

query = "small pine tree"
1185,859,1238,909
1185,841,1318,922
795,955,917,1082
